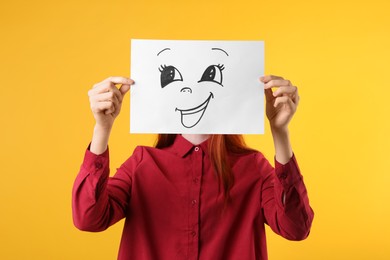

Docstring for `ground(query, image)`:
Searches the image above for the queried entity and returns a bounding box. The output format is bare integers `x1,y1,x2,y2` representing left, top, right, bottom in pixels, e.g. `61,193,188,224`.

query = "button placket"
188,145,202,258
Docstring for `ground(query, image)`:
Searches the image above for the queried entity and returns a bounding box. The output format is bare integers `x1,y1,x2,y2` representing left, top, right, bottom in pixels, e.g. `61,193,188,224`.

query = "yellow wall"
1,0,389,259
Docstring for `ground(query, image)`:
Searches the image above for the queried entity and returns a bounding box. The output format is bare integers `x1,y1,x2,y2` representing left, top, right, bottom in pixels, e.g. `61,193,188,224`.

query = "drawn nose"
180,87,192,93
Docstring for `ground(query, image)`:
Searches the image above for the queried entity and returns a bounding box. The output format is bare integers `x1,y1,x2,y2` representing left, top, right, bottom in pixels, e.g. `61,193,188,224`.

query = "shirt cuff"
82,144,109,172
274,154,302,188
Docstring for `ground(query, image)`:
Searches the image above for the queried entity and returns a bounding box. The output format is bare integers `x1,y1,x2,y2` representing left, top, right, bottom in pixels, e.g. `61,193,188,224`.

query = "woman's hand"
88,76,134,130
260,75,299,164
88,76,134,155
260,75,299,133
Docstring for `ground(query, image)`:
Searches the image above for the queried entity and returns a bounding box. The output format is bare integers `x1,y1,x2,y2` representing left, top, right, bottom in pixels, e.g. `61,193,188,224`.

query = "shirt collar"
171,135,210,158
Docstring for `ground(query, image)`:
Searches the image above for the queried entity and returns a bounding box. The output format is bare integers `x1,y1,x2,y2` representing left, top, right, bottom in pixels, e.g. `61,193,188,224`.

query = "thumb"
119,84,131,95
264,88,274,102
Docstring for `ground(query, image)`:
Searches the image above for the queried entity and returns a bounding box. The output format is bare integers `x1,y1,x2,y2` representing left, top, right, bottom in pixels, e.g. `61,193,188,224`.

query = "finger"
90,79,133,98
272,86,297,97
274,97,296,112
291,86,300,104
274,96,293,108
293,93,300,104
91,101,114,113
105,104,116,114
89,81,114,96
102,76,134,85
108,94,120,114
98,91,120,114
107,82,128,103
287,98,296,111
264,79,292,89
260,75,284,83
119,84,131,95
90,83,123,103
110,85,123,103
92,91,114,102
92,90,120,105
278,98,297,113
264,88,274,102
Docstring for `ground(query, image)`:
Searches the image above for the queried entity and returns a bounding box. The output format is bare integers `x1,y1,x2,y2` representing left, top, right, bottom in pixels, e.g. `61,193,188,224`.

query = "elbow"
73,217,93,232
286,228,311,241
72,213,94,232
291,213,314,241
280,223,312,241
72,194,109,232
74,222,92,232
283,210,314,241
73,215,107,232
74,225,104,232
277,223,312,241
72,207,108,232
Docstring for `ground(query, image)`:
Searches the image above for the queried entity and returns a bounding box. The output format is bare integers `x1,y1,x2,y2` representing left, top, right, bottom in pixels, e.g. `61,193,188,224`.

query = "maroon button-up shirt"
72,135,314,260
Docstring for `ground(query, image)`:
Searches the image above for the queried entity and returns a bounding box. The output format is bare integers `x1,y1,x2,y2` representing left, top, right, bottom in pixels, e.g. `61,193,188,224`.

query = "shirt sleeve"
72,145,143,232
259,154,314,240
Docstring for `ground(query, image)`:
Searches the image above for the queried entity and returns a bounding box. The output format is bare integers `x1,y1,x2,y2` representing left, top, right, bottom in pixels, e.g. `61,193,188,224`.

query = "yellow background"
1,0,389,259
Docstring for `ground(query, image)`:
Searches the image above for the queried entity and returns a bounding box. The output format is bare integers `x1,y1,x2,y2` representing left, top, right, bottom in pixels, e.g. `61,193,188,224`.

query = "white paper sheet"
130,39,264,134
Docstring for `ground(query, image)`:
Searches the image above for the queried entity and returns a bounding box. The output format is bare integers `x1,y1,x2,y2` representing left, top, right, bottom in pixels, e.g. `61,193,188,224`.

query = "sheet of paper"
130,39,264,134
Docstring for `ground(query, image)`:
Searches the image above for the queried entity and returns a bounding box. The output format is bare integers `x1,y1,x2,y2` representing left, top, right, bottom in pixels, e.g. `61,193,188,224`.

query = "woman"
72,75,314,260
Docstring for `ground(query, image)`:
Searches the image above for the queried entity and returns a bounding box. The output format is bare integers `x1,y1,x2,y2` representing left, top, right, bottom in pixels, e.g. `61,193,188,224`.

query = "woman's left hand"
260,75,300,132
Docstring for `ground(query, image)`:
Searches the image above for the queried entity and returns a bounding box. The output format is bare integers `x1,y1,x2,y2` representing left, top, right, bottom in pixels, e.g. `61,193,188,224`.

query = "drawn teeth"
175,93,213,128
182,100,208,115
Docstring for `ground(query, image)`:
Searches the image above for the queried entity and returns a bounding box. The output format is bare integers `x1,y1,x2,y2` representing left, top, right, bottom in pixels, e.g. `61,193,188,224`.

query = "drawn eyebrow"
211,48,229,56
157,48,171,56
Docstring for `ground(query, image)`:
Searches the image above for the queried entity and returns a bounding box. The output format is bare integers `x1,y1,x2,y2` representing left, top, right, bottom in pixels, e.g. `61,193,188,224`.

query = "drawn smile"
175,92,214,128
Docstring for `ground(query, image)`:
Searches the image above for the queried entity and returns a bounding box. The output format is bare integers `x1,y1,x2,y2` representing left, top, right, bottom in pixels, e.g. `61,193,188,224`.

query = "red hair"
155,134,255,204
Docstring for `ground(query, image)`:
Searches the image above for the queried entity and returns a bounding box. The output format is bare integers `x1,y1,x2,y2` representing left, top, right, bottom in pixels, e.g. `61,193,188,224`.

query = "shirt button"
95,162,103,169
191,231,197,237
193,177,199,184
194,147,199,152
192,199,197,205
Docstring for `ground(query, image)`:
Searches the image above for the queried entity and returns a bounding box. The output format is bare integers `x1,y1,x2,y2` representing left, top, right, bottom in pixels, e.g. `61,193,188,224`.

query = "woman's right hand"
88,76,134,155
88,76,134,129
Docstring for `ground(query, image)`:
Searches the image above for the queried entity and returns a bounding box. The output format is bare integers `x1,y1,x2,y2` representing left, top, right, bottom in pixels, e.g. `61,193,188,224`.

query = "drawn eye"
198,64,225,86
159,65,183,88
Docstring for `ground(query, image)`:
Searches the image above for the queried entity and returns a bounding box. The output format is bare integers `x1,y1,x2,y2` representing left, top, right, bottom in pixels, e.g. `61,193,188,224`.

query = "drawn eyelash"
158,64,167,72
198,64,225,87
216,64,225,71
158,64,184,88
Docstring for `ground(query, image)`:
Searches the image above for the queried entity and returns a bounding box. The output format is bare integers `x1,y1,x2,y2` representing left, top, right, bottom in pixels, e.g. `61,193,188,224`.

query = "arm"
259,75,314,240
72,146,142,232
260,154,314,240
88,76,134,155
72,76,135,231
260,75,299,164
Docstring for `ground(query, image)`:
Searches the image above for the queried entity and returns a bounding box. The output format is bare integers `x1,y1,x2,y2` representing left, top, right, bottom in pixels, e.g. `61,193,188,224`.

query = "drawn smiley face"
157,48,228,128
